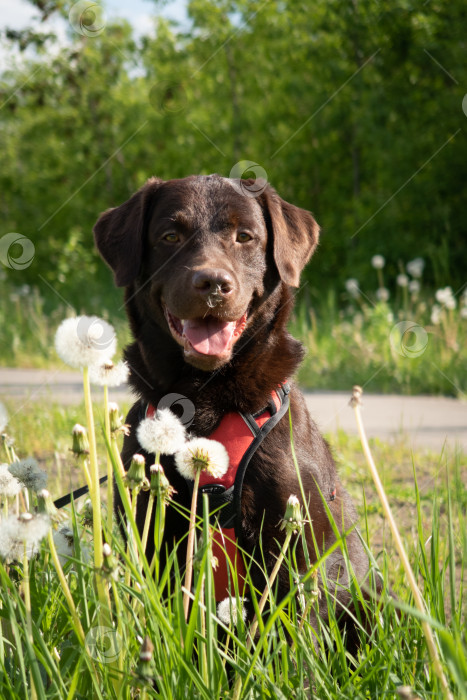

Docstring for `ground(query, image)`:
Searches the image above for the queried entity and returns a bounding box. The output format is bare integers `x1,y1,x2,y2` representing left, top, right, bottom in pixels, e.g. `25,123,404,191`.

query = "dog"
93,174,375,645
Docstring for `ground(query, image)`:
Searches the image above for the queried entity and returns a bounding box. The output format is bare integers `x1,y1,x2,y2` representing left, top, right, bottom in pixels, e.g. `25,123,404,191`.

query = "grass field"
0,264,465,697
2,275,466,397
1,393,465,699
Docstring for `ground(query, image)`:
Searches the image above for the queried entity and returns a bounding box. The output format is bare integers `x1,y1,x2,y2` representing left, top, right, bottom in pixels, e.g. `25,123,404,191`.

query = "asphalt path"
1,368,466,451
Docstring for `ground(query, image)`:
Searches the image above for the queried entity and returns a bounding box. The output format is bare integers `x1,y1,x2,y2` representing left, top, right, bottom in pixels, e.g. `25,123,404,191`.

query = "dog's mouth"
163,305,248,362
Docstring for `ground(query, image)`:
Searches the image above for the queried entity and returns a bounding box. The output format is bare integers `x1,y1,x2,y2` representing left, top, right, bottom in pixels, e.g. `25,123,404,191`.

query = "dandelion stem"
110,434,128,482
141,493,155,554
82,366,103,570
249,530,293,644
47,530,85,646
103,384,114,537
149,494,166,581
232,530,293,700
22,544,37,700
200,574,208,682
351,387,453,700
183,468,201,621
77,454,93,497
377,268,384,291
82,367,111,623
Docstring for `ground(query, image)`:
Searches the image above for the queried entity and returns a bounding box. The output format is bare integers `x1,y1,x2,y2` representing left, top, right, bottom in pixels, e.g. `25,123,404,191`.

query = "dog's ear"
93,177,163,287
258,184,320,287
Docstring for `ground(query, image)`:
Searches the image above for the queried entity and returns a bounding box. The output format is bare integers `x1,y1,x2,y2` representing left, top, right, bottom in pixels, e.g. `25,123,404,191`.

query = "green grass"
2,278,466,396
291,287,467,397
1,397,465,699
0,282,131,369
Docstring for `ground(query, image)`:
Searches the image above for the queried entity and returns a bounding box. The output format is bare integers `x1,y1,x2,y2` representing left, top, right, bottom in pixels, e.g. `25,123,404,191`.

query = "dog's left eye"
162,232,179,243
236,232,252,243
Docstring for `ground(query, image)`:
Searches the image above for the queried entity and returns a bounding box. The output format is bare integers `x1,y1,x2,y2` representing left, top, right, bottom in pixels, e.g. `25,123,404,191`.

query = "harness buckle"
200,483,227,496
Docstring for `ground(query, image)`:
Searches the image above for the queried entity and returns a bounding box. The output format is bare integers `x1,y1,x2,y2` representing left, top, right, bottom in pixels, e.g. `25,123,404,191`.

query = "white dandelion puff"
89,360,129,387
137,408,187,455
406,257,425,278
345,278,360,298
371,255,385,269
0,513,51,561
53,525,74,566
430,304,442,325
0,463,22,497
175,437,229,480
376,287,390,302
9,457,48,492
408,280,420,295
55,315,117,369
0,402,8,433
435,287,456,309
396,274,409,288
217,597,248,626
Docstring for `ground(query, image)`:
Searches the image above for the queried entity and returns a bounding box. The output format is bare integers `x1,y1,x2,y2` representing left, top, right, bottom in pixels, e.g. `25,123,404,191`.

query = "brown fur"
94,174,375,646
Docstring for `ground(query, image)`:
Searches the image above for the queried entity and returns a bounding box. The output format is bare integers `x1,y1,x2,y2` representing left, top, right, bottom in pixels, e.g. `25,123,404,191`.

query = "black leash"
53,475,108,509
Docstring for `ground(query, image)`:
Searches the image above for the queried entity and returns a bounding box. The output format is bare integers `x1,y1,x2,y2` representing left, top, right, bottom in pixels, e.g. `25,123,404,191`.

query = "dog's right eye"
236,232,253,243
162,232,179,243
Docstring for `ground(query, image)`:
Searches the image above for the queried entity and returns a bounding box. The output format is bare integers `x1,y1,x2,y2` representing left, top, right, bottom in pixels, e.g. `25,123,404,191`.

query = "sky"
0,0,188,44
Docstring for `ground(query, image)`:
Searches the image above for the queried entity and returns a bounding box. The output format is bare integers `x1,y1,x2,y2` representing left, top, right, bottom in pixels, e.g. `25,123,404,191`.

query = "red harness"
146,383,290,601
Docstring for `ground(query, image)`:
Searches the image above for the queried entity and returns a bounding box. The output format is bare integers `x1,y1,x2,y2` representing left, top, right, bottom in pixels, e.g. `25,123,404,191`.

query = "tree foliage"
1,0,465,311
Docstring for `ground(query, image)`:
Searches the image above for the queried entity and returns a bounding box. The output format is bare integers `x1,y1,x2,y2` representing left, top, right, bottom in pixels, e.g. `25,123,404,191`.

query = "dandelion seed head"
408,280,420,295
175,438,229,480
0,463,22,497
9,457,48,492
81,498,93,526
376,287,390,302
435,286,456,309
125,454,150,491
280,494,304,533
55,315,117,369
37,489,68,523
460,307,467,320
0,513,50,561
0,402,8,434
89,360,129,387
137,408,186,455
345,278,360,298
396,274,409,288
53,526,74,565
406,258,425,278
217,597,247,626
430,304,442,325
371,255,385,270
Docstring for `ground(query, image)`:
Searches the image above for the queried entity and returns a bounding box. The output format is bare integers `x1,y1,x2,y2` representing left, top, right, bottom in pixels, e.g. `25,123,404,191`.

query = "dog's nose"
192,269,234,296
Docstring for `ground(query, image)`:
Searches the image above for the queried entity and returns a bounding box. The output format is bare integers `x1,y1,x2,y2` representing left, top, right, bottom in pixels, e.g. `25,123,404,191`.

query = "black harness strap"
233,383,290,546
53,475,108,509
195,383,290,537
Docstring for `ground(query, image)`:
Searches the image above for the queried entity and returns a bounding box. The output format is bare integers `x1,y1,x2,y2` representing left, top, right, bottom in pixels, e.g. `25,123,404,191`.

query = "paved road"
1,368,466,451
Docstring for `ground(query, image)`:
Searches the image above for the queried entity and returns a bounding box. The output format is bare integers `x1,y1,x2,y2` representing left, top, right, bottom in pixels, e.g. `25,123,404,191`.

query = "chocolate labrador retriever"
94,174,375,645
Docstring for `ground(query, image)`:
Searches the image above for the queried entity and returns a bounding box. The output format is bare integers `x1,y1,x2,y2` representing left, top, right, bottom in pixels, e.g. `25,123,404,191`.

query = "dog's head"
94,175,319,371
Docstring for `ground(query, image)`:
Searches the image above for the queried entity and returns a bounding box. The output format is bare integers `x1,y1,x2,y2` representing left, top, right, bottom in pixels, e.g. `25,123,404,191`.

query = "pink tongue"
183,318,236,355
